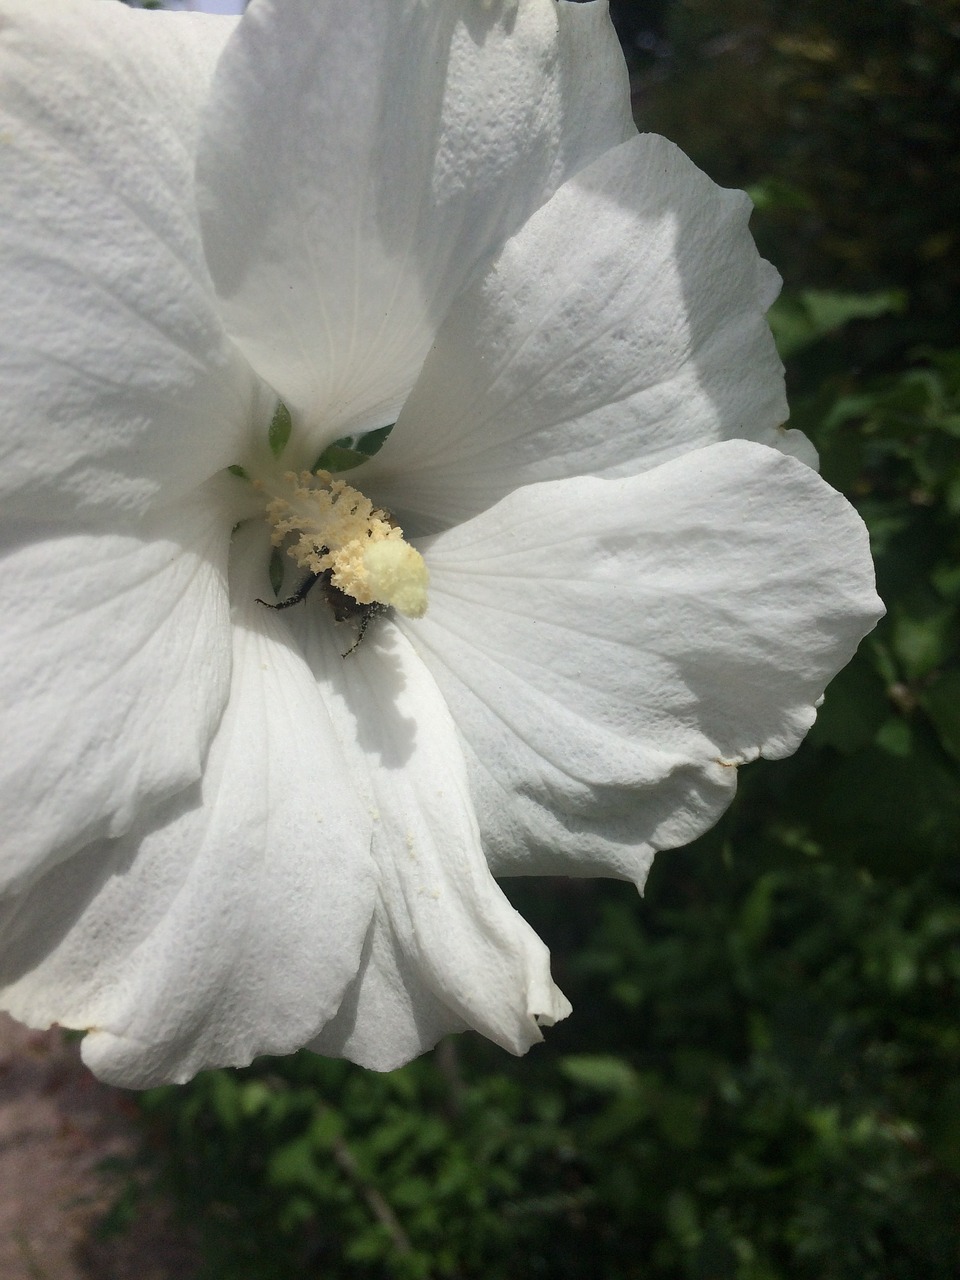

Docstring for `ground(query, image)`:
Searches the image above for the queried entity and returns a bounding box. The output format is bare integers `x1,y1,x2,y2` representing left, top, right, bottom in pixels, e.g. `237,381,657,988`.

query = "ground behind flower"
0,1013,197,1280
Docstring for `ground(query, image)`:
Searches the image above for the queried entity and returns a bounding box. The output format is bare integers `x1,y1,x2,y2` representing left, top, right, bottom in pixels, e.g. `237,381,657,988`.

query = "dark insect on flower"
257,568,386,656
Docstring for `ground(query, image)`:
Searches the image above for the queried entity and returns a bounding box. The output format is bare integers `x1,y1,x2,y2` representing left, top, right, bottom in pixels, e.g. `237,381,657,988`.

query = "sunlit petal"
408,441,883,880
293,619,569,1068
0,523,377,1087
197,0,634,453
0,494,233,890
0,0,254,523
369,134,808,528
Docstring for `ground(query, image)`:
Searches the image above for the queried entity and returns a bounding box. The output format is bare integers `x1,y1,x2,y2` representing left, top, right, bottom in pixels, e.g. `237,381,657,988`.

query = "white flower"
0,0,882,1088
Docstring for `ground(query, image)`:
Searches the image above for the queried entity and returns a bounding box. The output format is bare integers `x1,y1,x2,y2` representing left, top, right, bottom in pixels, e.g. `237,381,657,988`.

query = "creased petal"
0,523,377,1088
0,0,254,522
406,441,884,882
368,133,807,529
0,493,234,891
196,0,633,450
283,613,569,1070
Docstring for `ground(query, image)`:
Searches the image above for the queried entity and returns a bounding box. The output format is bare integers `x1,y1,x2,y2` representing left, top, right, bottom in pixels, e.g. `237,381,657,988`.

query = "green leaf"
238,1081,273,1118
767,288,907,358
559,1054,638,1094
736,873,777,948
801,287,907,334
889,596,958,681
746,176,814,214
920,670,960,762
816,728,960,866
808,657,889,754
268,400,293,459
267,1137,324,1194
209,1071,243,1132
308,1106,344,1149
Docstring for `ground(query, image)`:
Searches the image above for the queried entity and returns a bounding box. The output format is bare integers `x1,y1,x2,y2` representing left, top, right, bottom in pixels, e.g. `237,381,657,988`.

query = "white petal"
196,0,633,449
0,523,377,1088
552,1,637,180
287,616,569,1069
0,0,254,522
406,441,884,882
368,134,804,528
0,493,233,891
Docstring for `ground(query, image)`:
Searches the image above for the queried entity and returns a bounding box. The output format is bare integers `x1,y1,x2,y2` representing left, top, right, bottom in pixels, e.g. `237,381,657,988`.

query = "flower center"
258,470,429,619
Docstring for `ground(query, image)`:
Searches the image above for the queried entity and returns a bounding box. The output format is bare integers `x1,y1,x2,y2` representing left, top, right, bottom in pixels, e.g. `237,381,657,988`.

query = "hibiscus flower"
0,0,882,1087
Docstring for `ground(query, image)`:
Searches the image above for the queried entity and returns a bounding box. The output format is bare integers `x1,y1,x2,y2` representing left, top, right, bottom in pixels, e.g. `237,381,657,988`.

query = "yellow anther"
264,471,429,617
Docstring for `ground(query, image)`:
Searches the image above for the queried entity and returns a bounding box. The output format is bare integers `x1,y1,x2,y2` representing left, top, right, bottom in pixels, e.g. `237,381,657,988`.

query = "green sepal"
353,423,394,457
312,443,370,473
268,401,293,459
312,423,395,473
227,464,249,480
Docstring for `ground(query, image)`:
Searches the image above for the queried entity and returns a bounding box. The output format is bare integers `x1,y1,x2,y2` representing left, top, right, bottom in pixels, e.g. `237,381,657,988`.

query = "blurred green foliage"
135,851,960,1278
641,0,960,340
126,1,960,1276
